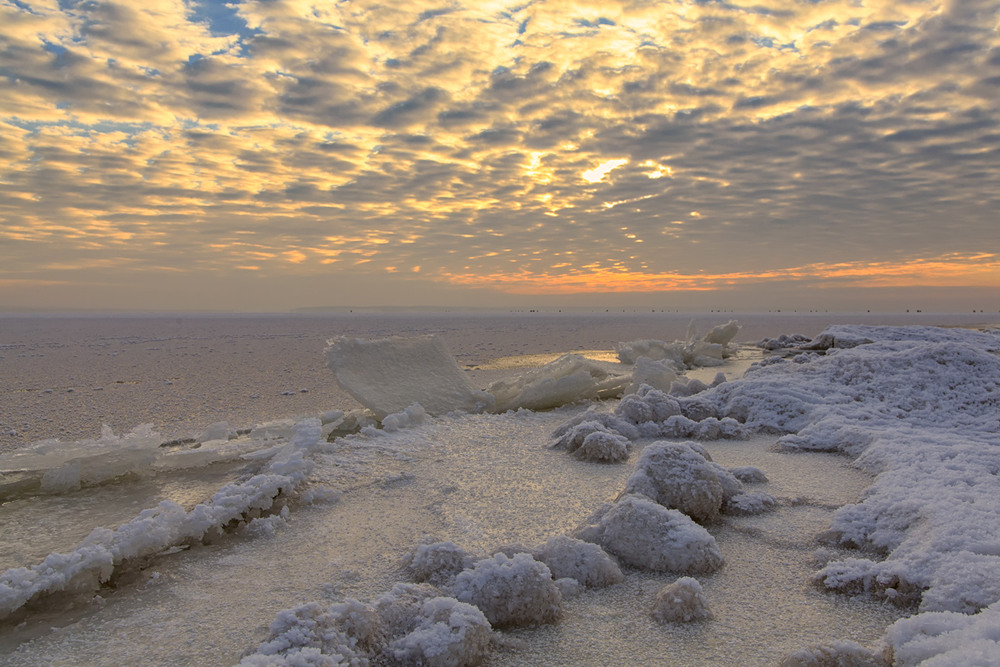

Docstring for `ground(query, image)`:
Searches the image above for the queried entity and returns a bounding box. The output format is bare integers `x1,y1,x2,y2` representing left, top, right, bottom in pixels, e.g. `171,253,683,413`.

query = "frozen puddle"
1,407,903,666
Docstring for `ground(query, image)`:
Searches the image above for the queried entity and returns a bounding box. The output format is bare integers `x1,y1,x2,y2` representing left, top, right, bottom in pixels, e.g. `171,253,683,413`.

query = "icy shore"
2,318,999,665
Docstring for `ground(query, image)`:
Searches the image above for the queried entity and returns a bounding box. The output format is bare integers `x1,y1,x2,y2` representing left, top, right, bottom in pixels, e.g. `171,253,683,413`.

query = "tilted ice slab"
326,335,495,419
0,419,325,620
486,353,630,412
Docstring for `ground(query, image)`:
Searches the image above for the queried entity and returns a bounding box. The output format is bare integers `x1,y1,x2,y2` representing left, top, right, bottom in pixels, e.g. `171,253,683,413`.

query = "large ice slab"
326,335,495,419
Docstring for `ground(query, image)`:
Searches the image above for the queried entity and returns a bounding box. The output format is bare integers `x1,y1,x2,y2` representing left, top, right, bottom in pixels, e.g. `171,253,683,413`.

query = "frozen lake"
1,311,997,666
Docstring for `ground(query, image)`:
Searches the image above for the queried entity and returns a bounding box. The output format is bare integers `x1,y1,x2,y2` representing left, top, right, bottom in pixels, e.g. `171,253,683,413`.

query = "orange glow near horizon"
440,253,1000,294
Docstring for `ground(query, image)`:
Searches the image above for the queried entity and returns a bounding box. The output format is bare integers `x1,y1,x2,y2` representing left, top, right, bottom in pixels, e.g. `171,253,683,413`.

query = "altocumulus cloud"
1,0,999,309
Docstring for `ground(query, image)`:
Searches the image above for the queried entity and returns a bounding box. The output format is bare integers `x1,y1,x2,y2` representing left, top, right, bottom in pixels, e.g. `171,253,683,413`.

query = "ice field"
1,311,998,666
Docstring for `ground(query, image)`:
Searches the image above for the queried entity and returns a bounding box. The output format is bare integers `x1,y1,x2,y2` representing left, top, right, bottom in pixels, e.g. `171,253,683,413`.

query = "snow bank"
650,577,713,623
0,419,325,620
883,599,1000,666
574,494,724,573
451,552,562,628
684,325,1000,617
326,335,494,419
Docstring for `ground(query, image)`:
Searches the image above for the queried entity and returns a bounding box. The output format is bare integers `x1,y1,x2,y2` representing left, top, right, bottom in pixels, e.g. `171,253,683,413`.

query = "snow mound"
486,353,630,412
574,430,632,463
386,596,492,666
574,494,724,573
778,639,882,666
612,386,747,441
239,599,378,667
532,535,624,588
730,466,769,484
326,335,494,420
405,540,480,587
724,491,779,516
625,442,737,524
241,587,492,667
451,552,562,628
650,577,713,623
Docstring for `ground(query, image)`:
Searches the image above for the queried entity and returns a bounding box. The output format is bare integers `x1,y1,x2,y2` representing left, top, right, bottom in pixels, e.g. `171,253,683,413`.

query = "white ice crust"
673,324,1000,660
0,419,325,620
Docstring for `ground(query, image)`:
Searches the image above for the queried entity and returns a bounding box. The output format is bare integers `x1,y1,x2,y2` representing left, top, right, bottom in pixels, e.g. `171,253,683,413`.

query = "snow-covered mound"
404,540,481,587
650,576,713,623
574,494,724,573
451,552,563,629
239,586,492,667
326,335,495,419
532,535,624,588
624,442,736,524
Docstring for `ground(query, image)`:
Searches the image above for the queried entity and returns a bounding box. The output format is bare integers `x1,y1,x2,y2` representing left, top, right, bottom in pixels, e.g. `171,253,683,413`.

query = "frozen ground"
0,312,998,666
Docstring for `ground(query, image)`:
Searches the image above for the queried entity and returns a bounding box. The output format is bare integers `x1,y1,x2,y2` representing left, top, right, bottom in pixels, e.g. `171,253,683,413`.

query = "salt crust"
404,540,480,587
650,576,713,623
0,419,325,620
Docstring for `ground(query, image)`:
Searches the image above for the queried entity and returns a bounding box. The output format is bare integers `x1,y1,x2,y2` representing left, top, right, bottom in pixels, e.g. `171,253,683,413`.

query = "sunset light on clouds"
1,0,999,311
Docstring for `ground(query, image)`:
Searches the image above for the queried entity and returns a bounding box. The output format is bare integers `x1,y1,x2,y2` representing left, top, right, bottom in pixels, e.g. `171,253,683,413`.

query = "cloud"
1,0,999,310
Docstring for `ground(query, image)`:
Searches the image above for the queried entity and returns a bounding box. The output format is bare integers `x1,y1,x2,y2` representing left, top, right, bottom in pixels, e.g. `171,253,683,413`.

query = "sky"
1,0,999,312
